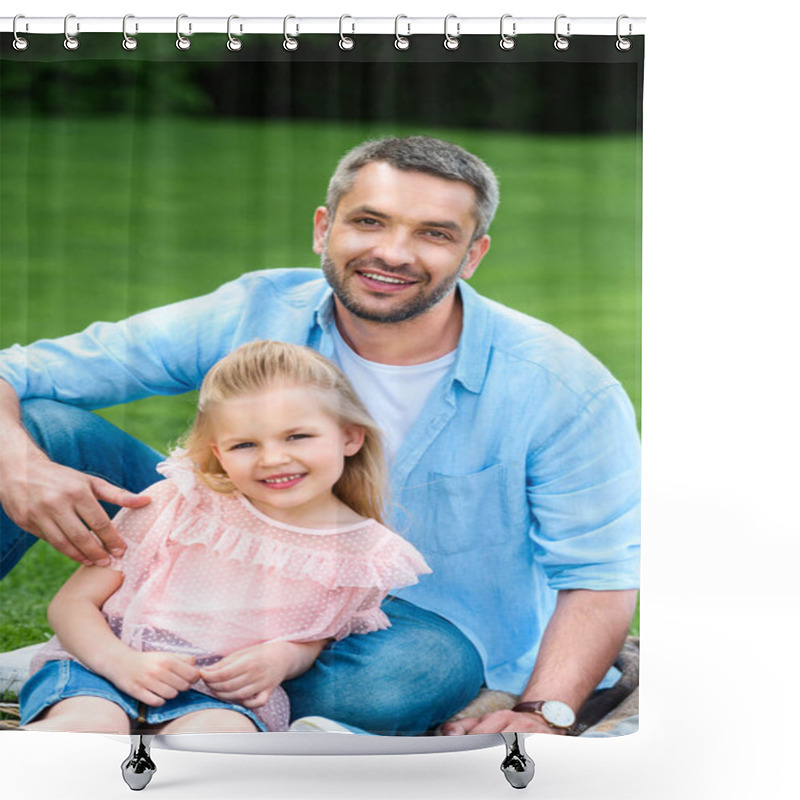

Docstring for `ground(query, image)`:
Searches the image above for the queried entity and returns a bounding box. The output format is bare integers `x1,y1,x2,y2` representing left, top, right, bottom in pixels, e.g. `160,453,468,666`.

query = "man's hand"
0,450,150,566
441,710,565,736
105,651,200,707
200,640,326,709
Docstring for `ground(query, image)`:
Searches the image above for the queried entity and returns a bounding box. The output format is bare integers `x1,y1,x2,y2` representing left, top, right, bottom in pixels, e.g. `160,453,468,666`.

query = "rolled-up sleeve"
527,383,641,590
0,277,255,408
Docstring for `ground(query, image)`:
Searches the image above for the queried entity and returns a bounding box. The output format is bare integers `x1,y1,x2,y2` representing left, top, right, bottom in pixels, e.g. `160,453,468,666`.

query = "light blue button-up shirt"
0,268,640,693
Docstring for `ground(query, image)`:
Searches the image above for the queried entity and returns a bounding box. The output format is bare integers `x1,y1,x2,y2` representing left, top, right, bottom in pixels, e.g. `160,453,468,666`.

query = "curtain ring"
122,15,138,51
227,15,243,51
64,13,80,51
394,15,411,51
12,14,29,51
616,15,632,51
283,15,299,51
176,14,191,50
339,14,355,50
554,14,570,51
444,14,460,50
499,14,516,50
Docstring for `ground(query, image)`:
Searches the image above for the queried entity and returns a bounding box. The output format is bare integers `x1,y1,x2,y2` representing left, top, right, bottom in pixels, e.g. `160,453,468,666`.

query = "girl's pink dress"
32,454,431,731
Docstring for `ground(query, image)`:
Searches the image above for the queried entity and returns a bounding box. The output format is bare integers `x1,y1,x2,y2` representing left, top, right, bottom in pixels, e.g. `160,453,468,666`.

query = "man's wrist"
512,699,576,730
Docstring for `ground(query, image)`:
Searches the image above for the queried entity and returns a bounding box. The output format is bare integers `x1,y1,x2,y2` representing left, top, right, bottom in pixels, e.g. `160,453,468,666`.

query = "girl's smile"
209,384,364,527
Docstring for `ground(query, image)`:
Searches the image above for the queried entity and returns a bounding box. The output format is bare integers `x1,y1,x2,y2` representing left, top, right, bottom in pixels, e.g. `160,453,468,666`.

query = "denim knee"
284,599,484,734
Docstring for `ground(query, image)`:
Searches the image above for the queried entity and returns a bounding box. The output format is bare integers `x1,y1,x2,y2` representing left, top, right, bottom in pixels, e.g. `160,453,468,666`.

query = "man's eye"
355,217,380,227
425,230,450,241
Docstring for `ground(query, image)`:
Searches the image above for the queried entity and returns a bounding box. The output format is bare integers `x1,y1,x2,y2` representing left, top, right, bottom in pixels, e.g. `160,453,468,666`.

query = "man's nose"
371,228,414,267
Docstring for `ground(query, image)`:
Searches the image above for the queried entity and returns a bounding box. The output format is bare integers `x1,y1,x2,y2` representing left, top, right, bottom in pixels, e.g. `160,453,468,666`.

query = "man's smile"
358,271,415,286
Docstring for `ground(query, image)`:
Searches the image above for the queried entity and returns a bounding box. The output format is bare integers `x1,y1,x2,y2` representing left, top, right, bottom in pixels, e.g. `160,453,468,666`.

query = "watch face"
542,700,576,728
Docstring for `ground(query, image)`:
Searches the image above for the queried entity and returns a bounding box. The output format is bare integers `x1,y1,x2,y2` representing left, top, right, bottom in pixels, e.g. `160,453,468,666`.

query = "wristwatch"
512,700,576,730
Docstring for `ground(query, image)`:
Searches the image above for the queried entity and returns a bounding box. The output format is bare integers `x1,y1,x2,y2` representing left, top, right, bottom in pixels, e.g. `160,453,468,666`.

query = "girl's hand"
106,651,200,707
200,640,325,709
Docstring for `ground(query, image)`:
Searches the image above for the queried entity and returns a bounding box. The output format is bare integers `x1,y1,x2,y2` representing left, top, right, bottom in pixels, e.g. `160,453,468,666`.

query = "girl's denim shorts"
20,659,268,731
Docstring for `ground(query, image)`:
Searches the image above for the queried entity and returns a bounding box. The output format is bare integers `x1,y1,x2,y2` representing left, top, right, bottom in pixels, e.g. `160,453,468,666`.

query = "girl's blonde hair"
181,340,388,525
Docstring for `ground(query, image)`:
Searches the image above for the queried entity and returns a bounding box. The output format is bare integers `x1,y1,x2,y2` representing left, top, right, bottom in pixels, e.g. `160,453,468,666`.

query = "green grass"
1,117,641,651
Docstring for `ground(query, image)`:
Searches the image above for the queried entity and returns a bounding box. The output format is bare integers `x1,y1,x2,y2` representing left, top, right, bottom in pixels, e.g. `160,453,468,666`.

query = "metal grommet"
394,15,410,50
176,14,191,50
122,14,138,50
12,15,29,51
554,14,570,51
339,14,355,50
64,13,79,51
444,14,460,50
500,14,516,50
616,15,632,51
227,15,242,51
283,15,299,51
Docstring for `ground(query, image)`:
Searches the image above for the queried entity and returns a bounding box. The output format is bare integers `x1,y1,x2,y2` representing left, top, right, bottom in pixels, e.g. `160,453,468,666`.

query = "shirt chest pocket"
423,463,511,555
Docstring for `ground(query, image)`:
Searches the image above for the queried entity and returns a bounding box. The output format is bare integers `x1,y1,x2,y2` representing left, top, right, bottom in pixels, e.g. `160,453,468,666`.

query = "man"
0,136,639,736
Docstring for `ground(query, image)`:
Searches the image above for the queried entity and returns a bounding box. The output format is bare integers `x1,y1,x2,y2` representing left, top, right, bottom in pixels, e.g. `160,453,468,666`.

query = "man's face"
313,162,490,324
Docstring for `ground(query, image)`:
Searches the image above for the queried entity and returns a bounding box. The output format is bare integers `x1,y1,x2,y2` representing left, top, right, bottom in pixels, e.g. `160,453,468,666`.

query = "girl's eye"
230,442,254,450
287,433,311,441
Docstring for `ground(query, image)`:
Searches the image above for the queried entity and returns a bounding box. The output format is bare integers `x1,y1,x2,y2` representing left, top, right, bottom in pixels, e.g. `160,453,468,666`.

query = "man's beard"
321,248,467,324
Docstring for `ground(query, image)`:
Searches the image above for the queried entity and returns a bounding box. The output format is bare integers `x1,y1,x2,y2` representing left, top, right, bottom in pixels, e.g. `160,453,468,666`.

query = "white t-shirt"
331,324,456,463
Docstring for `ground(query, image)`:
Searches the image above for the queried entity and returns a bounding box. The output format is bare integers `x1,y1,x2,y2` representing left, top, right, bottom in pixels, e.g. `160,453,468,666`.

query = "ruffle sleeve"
155,449,206,507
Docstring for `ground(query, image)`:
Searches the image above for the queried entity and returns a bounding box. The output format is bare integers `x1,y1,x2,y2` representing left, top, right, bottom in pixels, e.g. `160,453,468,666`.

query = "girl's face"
209,384,364,527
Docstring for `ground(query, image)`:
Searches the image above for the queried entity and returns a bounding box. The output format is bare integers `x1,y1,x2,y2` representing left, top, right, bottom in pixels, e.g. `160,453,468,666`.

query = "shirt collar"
313,285,336,331
451,280,492,394
313,280,492,394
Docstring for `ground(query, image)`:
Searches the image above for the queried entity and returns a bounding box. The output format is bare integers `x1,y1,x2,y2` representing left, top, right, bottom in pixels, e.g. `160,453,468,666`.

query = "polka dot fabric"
32,454,431,731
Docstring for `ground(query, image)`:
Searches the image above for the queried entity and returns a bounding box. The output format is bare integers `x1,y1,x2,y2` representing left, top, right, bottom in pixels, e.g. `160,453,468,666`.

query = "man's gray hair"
326,136,500,240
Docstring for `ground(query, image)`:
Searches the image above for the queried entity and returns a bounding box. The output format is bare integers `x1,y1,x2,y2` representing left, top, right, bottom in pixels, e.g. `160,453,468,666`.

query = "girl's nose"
258,444,290,466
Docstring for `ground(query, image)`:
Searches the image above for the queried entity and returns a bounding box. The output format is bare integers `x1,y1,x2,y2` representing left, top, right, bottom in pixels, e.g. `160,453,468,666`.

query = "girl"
20,340,430,734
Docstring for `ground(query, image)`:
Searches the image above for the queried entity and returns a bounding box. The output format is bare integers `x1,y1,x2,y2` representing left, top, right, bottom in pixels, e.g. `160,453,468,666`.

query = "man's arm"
0,378,150,566
442,587,637,735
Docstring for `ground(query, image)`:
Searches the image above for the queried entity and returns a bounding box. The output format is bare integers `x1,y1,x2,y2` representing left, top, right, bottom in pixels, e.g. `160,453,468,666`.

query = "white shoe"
0,641,49,696
289,716,359,733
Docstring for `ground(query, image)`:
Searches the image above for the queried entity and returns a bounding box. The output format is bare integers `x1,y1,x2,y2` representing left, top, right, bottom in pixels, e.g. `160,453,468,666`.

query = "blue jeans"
20,659,269,731
2,399,484,734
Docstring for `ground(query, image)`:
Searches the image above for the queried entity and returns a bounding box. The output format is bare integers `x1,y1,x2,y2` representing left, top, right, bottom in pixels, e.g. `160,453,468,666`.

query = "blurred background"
0,33,642,649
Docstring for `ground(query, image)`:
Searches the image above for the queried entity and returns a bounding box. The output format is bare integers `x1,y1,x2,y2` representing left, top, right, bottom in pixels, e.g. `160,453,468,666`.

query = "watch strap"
512,701,546,715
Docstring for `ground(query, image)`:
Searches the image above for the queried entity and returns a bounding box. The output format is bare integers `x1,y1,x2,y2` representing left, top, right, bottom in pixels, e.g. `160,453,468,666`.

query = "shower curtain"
0,24,643,742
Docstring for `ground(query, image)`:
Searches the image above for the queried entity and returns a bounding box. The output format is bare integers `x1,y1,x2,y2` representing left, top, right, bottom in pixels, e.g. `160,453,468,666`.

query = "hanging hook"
444,14,460,51
227,15,243,51
12,14,29,51
64,13,79,51
339,15,355,50
122,15,138,51
394,15,411,50
176,14,191,50
283,15,299,51
554,14,571,51
499,14,516,50
616,15,632,51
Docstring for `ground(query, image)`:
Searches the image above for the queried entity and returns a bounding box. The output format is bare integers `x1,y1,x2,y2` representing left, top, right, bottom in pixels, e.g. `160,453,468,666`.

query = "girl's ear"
210,443,222,462
342,425,365,456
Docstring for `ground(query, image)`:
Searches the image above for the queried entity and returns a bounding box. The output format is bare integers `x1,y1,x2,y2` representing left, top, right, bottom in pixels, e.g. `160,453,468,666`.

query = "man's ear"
459,234,491,281
313,207,331,255
343,425,366,457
